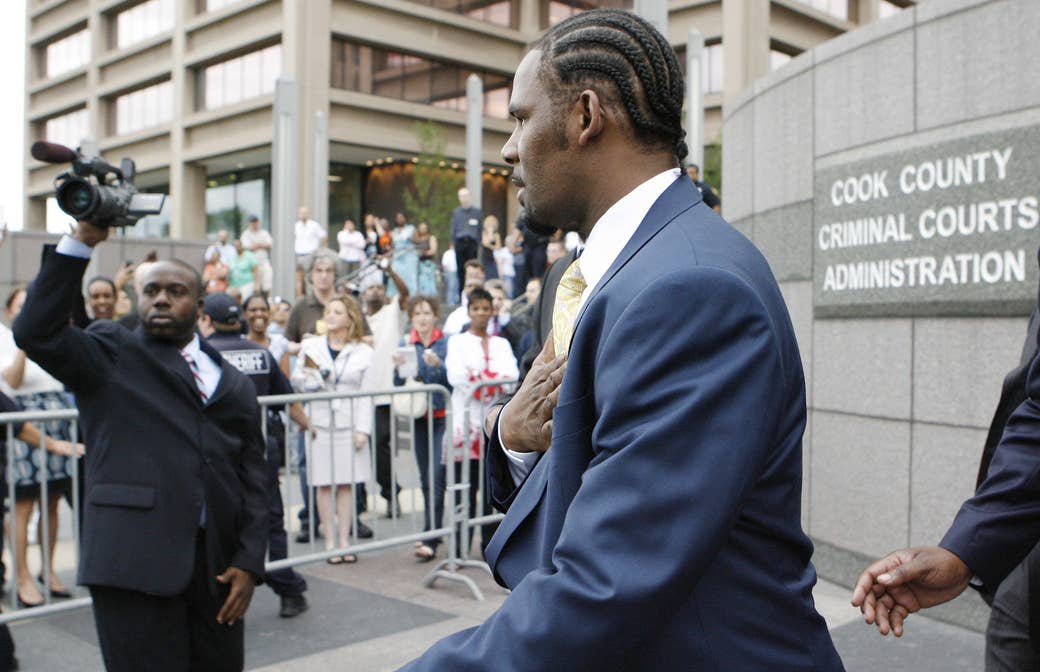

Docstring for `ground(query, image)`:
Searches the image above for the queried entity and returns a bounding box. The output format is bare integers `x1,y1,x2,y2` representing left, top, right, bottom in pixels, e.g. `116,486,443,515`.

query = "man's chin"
518,208,557,238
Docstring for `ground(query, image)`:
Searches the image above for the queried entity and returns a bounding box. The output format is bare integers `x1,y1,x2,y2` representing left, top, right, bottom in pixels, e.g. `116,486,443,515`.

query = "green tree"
703,141,722,195
404,121,464,246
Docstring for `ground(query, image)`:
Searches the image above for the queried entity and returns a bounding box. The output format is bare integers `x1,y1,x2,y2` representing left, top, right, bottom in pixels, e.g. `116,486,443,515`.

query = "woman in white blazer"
291,295,373,563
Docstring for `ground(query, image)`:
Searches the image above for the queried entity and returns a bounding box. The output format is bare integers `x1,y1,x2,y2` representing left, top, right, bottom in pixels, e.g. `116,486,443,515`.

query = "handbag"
392,376,429,419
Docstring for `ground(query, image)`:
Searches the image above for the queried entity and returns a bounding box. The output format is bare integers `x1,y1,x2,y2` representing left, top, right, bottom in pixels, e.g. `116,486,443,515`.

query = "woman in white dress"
291,295,373,564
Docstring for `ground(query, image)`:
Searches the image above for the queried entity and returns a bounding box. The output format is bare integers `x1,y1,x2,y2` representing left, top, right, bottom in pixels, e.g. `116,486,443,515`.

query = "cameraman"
13,220,266,672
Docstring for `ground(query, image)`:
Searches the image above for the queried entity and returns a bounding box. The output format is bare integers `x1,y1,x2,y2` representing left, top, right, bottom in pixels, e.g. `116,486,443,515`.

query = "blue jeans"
413,417,446,550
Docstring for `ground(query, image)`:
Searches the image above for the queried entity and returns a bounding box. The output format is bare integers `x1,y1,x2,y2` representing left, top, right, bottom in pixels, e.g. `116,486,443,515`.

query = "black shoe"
353,521,374,539
37,575,71,598
279,594,309,618
295,528,323,543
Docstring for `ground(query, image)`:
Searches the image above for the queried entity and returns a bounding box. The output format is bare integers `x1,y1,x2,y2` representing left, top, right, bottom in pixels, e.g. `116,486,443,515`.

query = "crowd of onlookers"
0,192,572,614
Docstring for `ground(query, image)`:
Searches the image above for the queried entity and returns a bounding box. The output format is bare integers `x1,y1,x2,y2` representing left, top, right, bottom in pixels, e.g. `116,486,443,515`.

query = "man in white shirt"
205,229,236,268
293,206,327,298
240,216,274,294
361,265,410,516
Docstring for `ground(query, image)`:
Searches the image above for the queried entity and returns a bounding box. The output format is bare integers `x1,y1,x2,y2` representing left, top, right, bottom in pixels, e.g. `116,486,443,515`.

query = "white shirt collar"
181,333,223,399
180,333,203,359
578,168,681,305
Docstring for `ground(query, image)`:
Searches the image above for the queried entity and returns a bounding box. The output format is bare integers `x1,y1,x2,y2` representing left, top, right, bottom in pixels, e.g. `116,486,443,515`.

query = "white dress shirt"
179,334,222,400
501,168,682,483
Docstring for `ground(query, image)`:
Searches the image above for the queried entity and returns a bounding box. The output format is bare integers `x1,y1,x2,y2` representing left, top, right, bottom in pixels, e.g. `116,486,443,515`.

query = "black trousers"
374,404,399,505
89,533,244,672
986,542,1040,671
454,237,478,290
264,439,307,597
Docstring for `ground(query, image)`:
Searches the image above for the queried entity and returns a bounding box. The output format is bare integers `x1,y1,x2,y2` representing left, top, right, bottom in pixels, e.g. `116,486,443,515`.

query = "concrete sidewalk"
8,530,984,671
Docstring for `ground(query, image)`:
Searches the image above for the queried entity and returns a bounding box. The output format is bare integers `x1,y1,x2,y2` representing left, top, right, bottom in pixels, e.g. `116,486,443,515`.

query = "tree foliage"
403,121,464,245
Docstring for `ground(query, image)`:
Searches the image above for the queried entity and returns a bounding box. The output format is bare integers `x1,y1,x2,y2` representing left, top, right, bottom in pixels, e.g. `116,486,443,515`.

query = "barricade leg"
422,478,484,601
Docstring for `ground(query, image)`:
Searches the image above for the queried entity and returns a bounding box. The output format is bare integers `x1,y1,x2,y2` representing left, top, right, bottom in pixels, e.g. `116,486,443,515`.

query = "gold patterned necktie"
552,258,587,356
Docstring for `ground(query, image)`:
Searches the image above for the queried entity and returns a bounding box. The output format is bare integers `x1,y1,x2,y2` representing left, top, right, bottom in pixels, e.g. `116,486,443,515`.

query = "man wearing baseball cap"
198,293,312,619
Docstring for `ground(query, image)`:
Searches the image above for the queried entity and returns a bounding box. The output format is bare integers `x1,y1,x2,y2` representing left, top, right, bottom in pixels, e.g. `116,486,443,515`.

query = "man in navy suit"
14,221,267,672
400,10,842,671
852,251,1040,644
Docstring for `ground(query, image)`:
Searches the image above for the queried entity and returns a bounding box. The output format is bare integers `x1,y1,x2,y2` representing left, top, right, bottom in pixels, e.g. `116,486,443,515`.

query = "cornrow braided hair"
535,9,688,165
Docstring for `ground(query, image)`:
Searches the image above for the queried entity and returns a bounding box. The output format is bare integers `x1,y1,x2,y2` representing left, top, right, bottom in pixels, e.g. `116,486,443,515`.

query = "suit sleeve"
399,267,785,671
940,346,1040,587
13,246,118,393
231,386,269,581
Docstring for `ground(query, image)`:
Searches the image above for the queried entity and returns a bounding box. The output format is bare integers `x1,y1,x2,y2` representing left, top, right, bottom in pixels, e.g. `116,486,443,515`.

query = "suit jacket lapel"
571,176,698,335
138,327,205,407
200,337,234,407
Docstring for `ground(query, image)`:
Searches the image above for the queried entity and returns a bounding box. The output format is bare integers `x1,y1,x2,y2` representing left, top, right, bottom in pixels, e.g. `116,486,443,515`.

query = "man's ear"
575,90,605,147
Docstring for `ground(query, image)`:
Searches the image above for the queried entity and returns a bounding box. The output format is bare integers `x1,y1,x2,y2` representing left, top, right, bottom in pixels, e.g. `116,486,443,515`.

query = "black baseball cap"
203,292,241,324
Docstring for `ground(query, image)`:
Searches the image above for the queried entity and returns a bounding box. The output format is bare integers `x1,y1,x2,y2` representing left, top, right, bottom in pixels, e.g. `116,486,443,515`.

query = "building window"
113,81,173,135
203,0,246,11
43,108,89,149
206,167,271,237
115,0,175,50
796,0,848,21
45,29,90,78
199,44,282,111
545,0,632,28
399,0,518,29
331,39,513,119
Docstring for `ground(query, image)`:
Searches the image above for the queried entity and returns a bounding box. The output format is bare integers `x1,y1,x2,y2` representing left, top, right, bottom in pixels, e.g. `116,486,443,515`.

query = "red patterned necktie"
180,351,209,403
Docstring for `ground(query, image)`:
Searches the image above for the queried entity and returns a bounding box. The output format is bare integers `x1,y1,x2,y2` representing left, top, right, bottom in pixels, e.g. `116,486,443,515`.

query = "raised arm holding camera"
12,218,267,672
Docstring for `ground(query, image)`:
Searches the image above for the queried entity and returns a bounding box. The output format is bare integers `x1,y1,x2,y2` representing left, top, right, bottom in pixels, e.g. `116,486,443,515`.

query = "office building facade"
24,0,913,241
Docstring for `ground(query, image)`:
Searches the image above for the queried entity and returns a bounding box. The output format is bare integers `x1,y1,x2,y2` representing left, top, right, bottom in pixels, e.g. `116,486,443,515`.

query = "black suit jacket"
14,246,268,597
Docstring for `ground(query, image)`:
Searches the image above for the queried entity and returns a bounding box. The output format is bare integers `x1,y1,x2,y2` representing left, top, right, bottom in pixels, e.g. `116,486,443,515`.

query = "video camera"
31,140,166,228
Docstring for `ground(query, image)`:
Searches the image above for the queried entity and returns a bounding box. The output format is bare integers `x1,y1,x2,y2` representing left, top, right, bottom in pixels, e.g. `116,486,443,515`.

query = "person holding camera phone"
291,295,374,564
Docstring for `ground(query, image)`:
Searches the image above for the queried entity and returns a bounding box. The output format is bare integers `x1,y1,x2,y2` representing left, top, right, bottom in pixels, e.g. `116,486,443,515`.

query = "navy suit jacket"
13,246,268,596
401,177,843,671
941,250,1040,589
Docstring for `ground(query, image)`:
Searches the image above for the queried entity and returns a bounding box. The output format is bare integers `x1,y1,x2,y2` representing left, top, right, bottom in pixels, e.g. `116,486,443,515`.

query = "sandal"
342,554,358,564
326,555,346,565
414,544,436,562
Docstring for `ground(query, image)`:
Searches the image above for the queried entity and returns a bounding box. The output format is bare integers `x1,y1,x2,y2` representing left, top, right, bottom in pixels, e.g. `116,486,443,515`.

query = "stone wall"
0,231,209,312
723,0,1040,630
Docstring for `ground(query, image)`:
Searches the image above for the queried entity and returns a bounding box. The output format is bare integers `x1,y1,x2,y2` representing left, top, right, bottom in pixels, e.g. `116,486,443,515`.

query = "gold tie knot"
552,258,586,356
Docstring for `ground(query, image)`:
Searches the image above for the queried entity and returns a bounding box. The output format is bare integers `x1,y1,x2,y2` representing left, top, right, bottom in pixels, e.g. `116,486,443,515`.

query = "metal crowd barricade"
258,384,497,598
0,381,520,624
0,407,90,625
422,378,516,600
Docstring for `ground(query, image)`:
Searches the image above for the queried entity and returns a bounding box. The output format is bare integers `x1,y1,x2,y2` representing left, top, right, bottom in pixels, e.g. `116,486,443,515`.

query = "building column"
168,0,205,240
722,0,770,105
854,0,880,24
24,198,46,232
170,162,207,240
518,0,541,39
283,0,332,229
